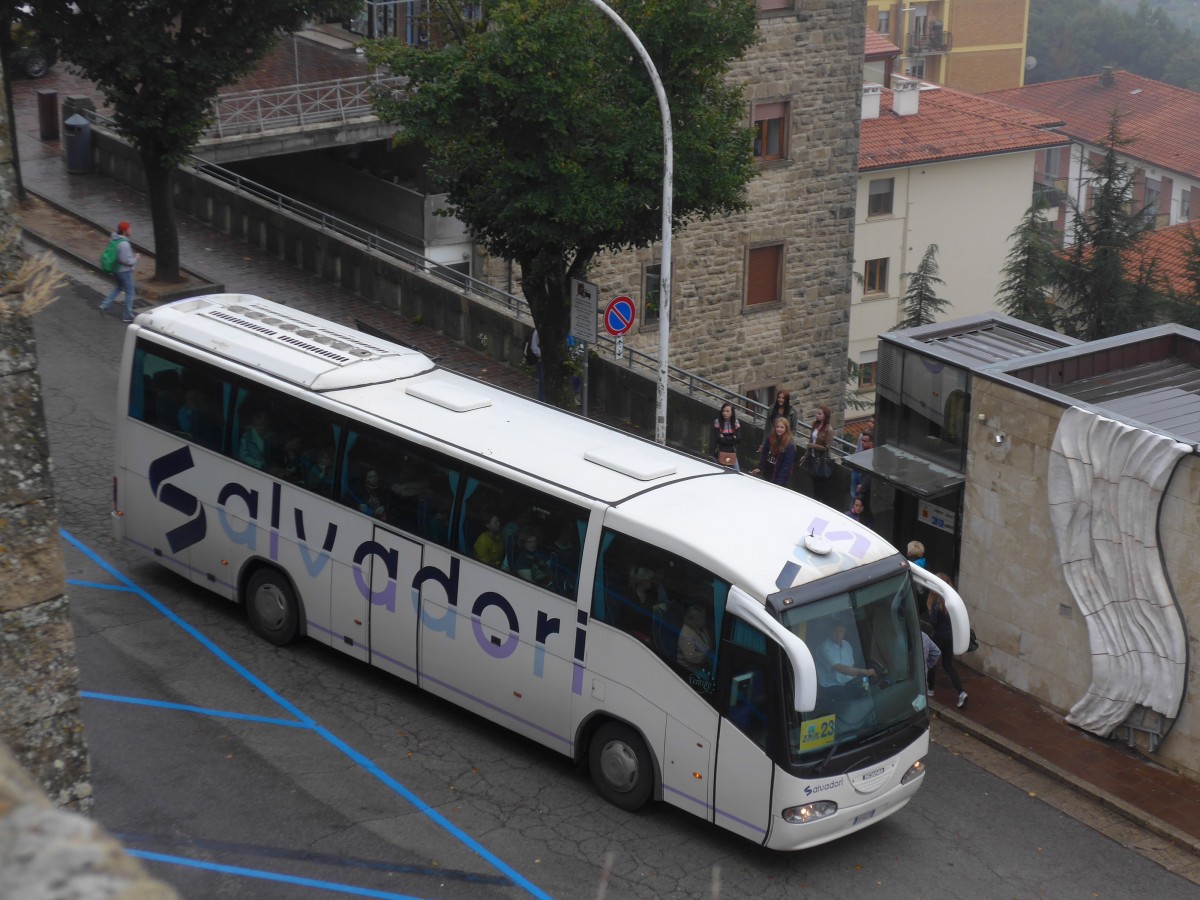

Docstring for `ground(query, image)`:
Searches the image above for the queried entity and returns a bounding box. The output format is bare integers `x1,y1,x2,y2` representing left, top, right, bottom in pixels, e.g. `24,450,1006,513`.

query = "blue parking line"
80,691,311,729
63,529,552,900
128,850,428,900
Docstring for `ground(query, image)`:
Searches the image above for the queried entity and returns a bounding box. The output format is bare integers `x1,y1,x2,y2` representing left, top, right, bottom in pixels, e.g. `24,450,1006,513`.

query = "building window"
757,0,793,10
643,262,661,328
877,10,891,36
1182,189,1192,222
904,57,925,80
867,177,895,216
864,257,889,295
1143,177,1161,227
752,101,789,162
746,244,784,307
858,361,876,390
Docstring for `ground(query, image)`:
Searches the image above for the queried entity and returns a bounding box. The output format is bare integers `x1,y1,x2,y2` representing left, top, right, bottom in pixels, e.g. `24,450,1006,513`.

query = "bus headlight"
782,800,838,824
900,759,925,785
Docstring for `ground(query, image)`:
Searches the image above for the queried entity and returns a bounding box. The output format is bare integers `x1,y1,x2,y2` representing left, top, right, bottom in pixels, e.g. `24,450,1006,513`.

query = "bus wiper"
814,737,843,774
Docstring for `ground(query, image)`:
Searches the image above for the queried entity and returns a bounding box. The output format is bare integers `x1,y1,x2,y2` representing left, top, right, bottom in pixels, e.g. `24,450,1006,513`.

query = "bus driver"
816,619,876,700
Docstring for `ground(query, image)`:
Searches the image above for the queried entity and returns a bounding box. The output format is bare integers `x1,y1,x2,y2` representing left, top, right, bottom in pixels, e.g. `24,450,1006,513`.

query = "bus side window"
460,469,585,596
593,530,729,693
721,621,772,751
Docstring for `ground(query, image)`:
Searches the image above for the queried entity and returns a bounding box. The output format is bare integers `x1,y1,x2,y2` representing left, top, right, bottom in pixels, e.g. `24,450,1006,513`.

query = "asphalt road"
31,275,1199,900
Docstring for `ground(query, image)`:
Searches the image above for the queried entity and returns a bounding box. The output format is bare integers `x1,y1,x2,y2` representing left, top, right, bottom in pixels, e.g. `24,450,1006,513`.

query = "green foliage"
29,0,358,279
894,244,950,330
1028,0,1200,90
997,201,1060,330
1057,112,1163,339
1164,226,1200,328
363,0,757,408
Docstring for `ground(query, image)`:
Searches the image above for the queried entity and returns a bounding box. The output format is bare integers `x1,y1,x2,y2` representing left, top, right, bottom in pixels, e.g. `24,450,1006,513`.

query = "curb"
932,701,1200,856
21,189,224,302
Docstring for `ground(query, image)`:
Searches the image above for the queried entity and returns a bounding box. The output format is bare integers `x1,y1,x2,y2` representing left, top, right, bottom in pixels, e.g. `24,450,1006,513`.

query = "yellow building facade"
866,0,1031,92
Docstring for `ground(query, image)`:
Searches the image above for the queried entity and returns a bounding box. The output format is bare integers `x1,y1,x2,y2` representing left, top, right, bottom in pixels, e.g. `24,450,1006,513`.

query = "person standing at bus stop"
98,221,139,323
803,405,834,504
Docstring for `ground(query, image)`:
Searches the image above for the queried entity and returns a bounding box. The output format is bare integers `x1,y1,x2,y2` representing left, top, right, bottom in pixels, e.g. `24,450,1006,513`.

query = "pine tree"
1166,225,1200,329
997,200,1060,330
894,244,950,330
1057,111,1162,339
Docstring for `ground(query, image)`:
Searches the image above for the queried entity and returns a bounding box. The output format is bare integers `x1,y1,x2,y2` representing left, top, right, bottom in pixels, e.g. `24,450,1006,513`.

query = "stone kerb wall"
963,375,1200,781
0,741,178,898
959,377,1090,712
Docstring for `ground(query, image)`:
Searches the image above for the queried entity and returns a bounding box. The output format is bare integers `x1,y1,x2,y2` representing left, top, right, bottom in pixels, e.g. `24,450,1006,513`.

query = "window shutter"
747,245,782,306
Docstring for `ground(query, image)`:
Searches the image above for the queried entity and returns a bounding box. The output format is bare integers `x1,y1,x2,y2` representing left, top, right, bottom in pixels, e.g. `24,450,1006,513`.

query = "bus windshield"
778,570,926,766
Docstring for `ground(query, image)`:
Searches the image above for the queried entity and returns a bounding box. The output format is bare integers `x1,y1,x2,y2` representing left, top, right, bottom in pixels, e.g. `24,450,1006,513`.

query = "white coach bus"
111,294,969,850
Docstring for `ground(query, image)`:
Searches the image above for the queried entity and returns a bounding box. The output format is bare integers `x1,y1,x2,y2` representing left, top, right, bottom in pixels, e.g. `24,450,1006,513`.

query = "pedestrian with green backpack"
98,220,139,323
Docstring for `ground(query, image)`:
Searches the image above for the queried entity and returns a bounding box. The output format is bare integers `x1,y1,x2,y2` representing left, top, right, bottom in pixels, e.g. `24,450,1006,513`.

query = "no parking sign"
604,296,636,337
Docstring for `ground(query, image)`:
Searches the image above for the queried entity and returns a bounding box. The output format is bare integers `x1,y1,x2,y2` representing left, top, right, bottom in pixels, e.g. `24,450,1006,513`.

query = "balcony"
906,30,952,55
1032,175,1068,209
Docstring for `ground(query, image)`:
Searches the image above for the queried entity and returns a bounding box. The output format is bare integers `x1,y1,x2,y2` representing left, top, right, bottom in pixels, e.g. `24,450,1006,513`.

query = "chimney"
1099,66,1114,87
892,77,920,116
862,83,882,120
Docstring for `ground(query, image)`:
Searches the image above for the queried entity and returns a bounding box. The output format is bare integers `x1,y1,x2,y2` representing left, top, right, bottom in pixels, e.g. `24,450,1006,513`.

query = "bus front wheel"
246,569,299,646
589,722,653,811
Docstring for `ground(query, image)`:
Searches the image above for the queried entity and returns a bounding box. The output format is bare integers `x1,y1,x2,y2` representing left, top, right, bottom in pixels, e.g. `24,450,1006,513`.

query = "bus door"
364,524,423,684
712,619,776,845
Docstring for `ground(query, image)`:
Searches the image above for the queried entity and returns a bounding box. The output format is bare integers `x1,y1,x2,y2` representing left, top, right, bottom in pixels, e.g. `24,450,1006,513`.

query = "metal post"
581,0,673,445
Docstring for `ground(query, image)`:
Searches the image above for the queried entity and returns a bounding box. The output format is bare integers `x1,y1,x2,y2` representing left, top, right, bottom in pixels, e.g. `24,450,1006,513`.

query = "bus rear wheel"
589,722,653,811
246,569,299,646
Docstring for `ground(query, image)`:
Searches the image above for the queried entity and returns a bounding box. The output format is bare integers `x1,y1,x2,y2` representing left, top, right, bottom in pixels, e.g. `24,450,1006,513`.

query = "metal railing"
82,107,776,429
906,30,952,54
204,75,406,139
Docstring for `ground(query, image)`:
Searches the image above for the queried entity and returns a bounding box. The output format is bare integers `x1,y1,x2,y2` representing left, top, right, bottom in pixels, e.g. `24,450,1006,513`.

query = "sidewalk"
13,50,1200,870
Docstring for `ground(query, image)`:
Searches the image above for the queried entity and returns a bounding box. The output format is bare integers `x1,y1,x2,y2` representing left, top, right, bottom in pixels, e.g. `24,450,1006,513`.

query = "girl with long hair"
712,402,741,470
752,417,796,486
804,404,834,504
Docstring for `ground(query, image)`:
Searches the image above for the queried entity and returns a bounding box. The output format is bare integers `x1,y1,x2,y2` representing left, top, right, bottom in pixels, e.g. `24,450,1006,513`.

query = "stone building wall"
588,1,863,424
0,93,91,811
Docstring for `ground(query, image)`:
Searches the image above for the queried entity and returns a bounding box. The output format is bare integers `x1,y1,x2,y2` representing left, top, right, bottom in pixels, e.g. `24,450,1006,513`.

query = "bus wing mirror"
910,565,970,655
727,586,817,713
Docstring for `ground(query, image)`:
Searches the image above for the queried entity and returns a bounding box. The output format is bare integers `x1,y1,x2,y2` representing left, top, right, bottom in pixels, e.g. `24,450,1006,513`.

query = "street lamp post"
581,0,673,445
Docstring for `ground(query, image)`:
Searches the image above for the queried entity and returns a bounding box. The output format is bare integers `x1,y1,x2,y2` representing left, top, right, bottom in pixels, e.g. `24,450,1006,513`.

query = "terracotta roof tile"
984,71,1200,178
1129,222,1200,295
865,27,899,60
859,86,1068,172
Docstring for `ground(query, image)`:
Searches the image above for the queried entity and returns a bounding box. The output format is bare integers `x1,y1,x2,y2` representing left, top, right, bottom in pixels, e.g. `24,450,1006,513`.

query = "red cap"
118,221,131,234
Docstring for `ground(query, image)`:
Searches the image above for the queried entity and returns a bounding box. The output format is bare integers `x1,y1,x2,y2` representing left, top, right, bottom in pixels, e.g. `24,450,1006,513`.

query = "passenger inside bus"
513,532,552,587
677,605,714,673
474,513,505,567
238,410,272,469
305,449,335,497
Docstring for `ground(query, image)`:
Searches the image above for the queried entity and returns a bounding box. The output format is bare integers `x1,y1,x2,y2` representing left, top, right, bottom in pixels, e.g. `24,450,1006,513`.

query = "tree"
363,0,757,408
1057,112,1162,339
32,0,358,282
997,201,1060,330
1164,225,1200,328
1028,0,1198,90
894,244,949,330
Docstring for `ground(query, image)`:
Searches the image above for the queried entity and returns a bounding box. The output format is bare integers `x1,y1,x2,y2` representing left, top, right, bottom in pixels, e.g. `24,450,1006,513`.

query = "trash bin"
64,114,91,174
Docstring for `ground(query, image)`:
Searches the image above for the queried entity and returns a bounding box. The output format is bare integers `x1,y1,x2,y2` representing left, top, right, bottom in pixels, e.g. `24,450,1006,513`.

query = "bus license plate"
853,809,877,826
